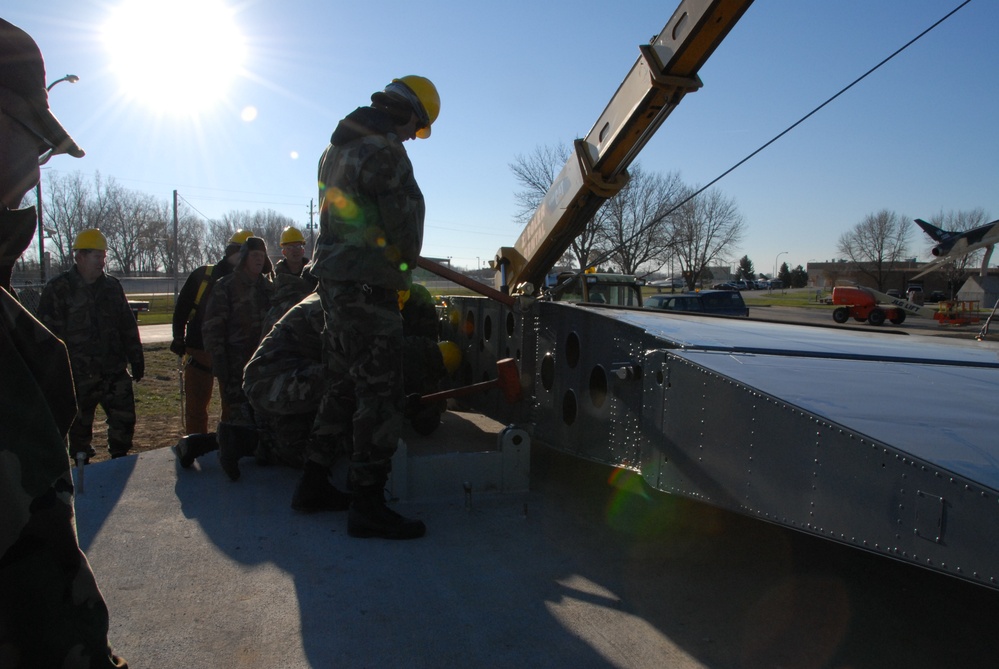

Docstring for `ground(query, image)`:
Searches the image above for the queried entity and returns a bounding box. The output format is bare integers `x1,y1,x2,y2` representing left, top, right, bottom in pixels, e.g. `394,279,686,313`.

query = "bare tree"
41,170,90,271
99,180,163,275
211,209,297,263
40,172,237,276
836,209,910,291
207,216,245,261
595,166,684,276
169,205,208,274
510,142,606,270
672,187,745,290
509,143,571,226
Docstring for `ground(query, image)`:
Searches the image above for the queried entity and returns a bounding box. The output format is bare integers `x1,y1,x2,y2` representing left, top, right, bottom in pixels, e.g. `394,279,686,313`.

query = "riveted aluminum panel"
440,298,999,591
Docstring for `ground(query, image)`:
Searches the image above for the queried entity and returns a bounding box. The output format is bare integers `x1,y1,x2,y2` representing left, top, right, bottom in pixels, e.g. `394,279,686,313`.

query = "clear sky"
9,0,998,277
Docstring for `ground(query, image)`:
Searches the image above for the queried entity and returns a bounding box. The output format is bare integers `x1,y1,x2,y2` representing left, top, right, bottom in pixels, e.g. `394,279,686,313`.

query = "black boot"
174,432,218,468
347,460,425,540
291,460,350,512
217,422,258,481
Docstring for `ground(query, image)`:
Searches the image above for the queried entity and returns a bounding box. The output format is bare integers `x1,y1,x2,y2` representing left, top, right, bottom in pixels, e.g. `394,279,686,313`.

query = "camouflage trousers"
309,281,404,473
244,352,323,468
2,294,127,668
70,369,135,458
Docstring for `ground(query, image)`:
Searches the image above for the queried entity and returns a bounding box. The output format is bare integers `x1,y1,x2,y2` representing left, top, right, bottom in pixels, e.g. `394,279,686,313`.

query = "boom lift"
832,284,981,327
427,0,999,595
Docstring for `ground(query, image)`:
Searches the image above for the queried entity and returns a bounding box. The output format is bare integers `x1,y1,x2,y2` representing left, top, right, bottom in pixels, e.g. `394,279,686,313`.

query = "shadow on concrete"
74,430,999,668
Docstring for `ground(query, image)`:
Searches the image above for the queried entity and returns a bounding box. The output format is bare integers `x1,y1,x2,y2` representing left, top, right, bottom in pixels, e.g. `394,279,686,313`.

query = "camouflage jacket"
1,208,126,668
244,292,446,414
263,271,315,335
201,269,273,383
171,258,234,350
274,256,316,280
310,106,425,291
37,267,143,381
244,293,327,415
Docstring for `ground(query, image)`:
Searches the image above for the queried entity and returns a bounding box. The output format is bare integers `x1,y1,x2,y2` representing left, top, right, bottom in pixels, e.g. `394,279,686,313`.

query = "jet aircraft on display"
912,217,999,279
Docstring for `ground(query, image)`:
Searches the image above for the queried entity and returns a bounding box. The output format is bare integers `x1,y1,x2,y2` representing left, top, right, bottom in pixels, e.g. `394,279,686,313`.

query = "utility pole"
36,179,46,283
307,198,315,255
173,190,179,301
36,74,80,284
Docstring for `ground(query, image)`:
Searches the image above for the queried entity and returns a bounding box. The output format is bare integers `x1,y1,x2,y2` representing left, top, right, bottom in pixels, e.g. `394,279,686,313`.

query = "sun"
102,0,246,115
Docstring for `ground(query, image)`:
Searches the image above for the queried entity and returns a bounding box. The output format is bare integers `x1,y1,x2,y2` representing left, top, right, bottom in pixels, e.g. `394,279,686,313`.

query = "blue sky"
9,0,998,276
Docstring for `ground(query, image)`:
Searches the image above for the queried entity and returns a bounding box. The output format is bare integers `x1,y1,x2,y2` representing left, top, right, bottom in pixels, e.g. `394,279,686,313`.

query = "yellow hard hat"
229,229,254,245
72,228,107,251
280,226,306,245
395,75,439,139
437,340,461,375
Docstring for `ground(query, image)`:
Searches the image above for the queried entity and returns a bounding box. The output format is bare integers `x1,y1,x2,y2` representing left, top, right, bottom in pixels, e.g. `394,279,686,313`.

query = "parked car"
886,289,902,298
644,290,749,317
927,290,949,303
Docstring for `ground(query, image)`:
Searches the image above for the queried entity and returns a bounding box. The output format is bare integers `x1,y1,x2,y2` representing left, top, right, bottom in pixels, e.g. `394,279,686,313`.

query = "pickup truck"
129,300,150,321
548,271,644,307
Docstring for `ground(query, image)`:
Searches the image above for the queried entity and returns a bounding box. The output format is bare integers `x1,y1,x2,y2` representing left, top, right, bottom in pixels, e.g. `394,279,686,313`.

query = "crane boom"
495,0,755,294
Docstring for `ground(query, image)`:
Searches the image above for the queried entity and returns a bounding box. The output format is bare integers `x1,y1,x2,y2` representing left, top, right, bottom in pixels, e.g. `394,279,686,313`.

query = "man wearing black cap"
201,236,273,480
171,229,251,435
297,76,440,539
0,18,128,668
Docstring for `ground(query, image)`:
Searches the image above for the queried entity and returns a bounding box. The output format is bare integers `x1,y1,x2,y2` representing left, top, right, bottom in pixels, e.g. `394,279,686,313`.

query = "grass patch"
742,289,832,309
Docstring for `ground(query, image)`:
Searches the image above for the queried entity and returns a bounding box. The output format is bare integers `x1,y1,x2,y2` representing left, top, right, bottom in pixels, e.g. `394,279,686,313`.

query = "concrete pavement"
73,409,999,668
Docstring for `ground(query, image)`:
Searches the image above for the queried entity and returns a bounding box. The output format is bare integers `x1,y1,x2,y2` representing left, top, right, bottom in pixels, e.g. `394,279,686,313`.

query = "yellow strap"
186,265,214,323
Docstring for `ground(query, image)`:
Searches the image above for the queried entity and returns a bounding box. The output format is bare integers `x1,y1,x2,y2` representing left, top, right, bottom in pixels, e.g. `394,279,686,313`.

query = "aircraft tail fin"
914,218,951,242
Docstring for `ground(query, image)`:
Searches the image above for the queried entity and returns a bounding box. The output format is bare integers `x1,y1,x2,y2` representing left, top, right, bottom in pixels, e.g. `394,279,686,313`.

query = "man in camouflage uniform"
201,236,273,480
301,75,440,539
274,225,315,280
244,293,330,471
170,229,250,433
0,18,127,667
241,291,451,485
263,226,317,336
38,228,145,463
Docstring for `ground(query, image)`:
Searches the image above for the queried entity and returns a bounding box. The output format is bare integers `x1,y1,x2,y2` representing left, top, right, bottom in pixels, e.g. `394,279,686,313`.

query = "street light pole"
35,74,79,284
772,251,788,295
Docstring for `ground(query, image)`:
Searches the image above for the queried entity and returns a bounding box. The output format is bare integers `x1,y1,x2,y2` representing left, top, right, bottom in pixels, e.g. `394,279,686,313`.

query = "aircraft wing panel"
440,298,999,591
616,309,999,367
614,310,999,486
676,349,999,488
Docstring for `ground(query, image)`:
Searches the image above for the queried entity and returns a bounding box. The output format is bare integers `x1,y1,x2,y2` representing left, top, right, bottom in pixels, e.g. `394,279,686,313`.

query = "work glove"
404,393,423,420
170,337,186,357
131,360,144,383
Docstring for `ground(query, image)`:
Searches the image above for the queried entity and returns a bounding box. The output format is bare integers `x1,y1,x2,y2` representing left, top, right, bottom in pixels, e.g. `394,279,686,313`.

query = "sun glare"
102,0,246,115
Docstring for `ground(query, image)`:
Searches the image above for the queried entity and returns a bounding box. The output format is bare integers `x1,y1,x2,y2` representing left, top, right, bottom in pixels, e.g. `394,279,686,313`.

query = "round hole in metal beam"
483,315,493,342
562,390,577,425
565,332,580,369
506,312,516,337
463,311,475,339
589,366,607,409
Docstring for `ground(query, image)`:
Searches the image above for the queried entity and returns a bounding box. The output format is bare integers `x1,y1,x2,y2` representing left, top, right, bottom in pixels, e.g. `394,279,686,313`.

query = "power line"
175,193,213,222
588,0,972,272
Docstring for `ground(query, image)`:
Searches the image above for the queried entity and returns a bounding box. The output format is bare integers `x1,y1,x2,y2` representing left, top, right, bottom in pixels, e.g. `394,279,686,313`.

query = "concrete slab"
73,413,999,669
